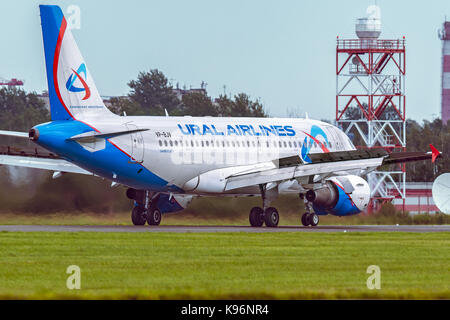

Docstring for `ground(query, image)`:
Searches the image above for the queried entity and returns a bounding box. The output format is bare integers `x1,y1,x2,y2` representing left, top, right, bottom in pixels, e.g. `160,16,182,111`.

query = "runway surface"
0,225,449,233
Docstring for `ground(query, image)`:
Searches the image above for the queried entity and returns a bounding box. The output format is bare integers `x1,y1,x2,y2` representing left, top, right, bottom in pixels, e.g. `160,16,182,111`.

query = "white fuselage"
82,115,356,195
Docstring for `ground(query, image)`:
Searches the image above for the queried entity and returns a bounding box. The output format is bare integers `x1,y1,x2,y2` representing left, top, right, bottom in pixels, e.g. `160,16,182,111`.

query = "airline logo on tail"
65,63,91,100
301,125,330,163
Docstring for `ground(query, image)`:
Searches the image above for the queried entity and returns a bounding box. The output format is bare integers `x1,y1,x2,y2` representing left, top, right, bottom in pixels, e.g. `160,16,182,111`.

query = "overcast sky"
1,0,449,122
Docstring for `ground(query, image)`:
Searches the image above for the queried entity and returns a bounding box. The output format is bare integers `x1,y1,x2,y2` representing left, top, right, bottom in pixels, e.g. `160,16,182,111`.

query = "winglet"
430,144,441,163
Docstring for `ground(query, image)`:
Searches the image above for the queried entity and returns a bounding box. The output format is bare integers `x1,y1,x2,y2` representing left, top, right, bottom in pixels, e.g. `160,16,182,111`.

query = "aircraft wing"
224,146,441,191
0,145,91,175
225,157,383,191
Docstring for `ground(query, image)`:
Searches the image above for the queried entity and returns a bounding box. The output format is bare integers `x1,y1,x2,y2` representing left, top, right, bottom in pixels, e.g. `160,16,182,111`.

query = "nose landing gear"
301,212,319,227
300,192,319,227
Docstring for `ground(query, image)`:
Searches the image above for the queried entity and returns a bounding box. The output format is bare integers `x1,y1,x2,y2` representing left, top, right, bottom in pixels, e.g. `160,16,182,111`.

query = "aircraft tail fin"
39,5,115,121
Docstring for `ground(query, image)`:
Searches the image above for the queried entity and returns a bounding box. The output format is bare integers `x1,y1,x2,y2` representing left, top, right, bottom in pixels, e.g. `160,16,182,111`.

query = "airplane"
0,5,441,227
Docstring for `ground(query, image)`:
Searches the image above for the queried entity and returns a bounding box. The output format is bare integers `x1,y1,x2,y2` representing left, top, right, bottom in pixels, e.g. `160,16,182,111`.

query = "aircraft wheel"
310,213,319,227
249,207,264,227
264,207,279,228
301,213,309,226
131,206,146,226
147,207,162,226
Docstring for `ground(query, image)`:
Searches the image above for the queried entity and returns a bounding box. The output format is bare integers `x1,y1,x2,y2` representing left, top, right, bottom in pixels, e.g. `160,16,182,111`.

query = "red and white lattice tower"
438,22,450,125
335,6,406,212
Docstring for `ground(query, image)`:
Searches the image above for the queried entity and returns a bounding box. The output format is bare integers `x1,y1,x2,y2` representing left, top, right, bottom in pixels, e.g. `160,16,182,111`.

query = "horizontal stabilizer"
67,128,149,142
0,145,91,175
0,154,91,175
0,130,29,138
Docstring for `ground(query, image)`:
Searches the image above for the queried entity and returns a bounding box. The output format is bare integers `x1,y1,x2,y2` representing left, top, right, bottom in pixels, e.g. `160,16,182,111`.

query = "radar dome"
432,173,450,214
356,5,381,39
356,18,381,39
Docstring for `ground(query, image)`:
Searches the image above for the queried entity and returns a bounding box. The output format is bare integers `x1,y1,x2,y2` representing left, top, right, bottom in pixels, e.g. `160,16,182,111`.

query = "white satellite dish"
432,173,450,214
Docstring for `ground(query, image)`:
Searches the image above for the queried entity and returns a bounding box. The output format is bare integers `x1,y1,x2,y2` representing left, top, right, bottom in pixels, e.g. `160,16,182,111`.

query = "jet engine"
306,175,370,216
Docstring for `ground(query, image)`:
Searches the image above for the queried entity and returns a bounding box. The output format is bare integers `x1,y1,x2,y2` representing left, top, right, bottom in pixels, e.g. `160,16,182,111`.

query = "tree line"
109,69,267,117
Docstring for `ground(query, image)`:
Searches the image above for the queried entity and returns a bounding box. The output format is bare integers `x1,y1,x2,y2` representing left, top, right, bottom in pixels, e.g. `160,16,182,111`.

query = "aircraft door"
125,123,145,163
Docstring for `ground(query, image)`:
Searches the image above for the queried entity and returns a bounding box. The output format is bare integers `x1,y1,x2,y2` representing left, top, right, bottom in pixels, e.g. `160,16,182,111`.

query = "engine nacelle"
307,175,370,216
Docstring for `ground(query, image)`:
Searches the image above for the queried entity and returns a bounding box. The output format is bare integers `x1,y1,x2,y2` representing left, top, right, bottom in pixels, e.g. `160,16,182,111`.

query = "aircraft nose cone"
28,128,40,141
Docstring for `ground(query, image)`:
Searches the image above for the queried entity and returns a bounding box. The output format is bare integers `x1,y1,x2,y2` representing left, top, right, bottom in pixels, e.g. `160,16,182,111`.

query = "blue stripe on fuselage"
33,120,172,191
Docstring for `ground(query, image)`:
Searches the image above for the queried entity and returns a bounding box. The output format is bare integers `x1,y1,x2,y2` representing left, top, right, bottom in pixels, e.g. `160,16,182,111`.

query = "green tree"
216,93,267,117
127,69,180,115
0,87,49,146
179,92,217,116
108,96,144,116
405,119,449,182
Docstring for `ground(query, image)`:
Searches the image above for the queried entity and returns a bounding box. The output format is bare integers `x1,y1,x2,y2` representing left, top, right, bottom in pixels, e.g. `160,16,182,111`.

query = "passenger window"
158,140,162,146
288,141,292,148
164,140,168,147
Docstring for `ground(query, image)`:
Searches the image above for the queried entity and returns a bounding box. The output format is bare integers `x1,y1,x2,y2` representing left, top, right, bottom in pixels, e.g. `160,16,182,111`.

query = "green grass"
0,232,448,299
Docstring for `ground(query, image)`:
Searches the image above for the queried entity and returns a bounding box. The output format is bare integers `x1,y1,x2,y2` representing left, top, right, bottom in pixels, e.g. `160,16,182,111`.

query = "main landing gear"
127,189,162,226
249,184,280,228
249,206,279,227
